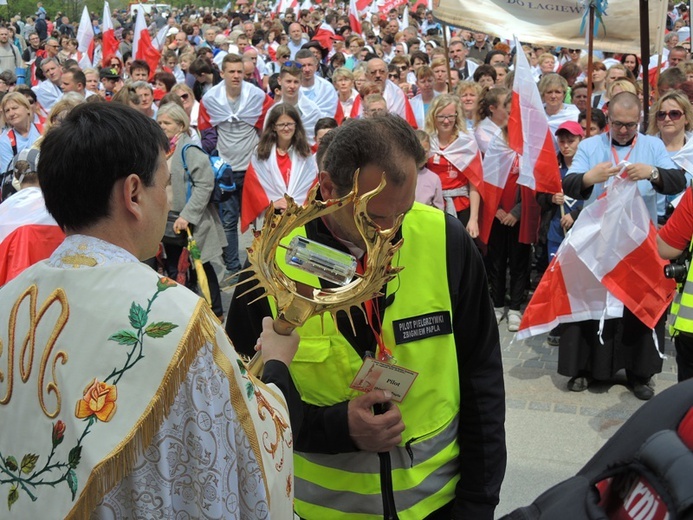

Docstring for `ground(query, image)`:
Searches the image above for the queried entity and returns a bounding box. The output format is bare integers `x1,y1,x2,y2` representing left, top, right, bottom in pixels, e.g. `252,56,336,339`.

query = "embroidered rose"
52,420,66,447
75,379,117,422
157,277,177,291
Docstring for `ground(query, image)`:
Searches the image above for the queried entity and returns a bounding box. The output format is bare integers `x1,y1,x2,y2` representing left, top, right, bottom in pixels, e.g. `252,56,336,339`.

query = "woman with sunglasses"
241,103,317,232
647,90,693,224
156,103,226,320
426,94,483,238
171,83,201,139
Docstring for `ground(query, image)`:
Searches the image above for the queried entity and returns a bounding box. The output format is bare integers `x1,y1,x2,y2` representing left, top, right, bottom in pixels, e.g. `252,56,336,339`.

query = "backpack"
0,129,19,201
500,380,693,520
181,143,236,205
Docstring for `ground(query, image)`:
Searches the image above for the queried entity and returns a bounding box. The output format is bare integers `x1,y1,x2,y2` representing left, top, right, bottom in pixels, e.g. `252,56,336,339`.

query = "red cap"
556,120,585,137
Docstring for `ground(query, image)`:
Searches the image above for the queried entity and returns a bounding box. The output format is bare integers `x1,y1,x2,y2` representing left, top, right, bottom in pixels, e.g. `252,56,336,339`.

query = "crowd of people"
1,0,693,517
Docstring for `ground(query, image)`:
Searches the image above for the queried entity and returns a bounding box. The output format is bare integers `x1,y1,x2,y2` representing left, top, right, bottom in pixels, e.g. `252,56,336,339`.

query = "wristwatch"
650,167,660,182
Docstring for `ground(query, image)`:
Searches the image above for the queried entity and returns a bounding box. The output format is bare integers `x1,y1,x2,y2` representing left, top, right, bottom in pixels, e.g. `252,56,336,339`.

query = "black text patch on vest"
393,311,453,345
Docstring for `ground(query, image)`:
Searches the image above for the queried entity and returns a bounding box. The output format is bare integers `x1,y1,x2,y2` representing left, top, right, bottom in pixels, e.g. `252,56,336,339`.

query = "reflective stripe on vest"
674,269,693,332
270,204,461,519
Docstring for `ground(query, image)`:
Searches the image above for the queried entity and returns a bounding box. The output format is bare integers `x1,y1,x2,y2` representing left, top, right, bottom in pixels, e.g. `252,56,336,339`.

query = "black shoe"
632,381,654,401
567,376,590,392
547,335,560,346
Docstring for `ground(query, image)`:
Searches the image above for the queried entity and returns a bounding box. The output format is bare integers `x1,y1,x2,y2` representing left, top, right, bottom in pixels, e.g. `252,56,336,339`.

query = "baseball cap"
99,67,121,80
555,120,585,137
13,147,40,173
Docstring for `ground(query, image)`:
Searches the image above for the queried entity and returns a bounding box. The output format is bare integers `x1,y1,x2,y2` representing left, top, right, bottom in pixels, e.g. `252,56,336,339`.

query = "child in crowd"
414,130,444,210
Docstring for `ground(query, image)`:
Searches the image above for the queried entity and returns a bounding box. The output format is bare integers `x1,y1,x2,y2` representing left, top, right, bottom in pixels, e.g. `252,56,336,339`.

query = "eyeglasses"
388,73,398,79
275,122,296,129
283,61,303,68
436,114,456,122
609,120,639,130
656,109,684,121
395,66,407,72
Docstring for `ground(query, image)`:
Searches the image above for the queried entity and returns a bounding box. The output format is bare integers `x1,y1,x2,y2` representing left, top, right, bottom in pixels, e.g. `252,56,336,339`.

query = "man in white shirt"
33,57,62,111
296,48,339,119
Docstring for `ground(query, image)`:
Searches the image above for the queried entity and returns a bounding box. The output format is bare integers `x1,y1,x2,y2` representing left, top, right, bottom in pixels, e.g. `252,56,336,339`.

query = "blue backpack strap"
181,143,206,202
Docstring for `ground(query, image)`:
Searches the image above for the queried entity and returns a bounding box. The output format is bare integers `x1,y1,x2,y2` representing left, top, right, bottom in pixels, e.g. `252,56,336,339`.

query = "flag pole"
442,22,453,93
585,3,596,139
640,0,651,129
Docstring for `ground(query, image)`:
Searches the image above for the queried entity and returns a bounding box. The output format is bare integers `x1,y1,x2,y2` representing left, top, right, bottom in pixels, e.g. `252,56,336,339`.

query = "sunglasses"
179,93,190,100
568,48,580,53
283,61,303,68
656,109,684,121
610,120,638,130
388,73,398,79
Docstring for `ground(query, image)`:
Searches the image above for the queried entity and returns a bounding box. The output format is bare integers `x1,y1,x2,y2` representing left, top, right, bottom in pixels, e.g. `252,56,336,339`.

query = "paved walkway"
496,321,678,517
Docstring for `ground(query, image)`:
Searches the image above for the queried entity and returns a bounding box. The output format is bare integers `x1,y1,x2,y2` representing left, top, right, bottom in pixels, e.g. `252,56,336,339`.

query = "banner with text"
433,0,668,54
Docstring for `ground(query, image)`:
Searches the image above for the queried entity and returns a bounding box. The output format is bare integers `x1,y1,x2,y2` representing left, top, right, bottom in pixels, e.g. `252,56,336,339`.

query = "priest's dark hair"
39,103,169,231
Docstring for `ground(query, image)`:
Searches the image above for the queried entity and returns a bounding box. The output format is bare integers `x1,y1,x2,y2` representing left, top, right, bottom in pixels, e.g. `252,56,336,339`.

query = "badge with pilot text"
349,358,418,402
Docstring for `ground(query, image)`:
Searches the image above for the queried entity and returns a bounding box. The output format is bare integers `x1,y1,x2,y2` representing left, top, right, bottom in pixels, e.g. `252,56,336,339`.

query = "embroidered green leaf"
20,453,39,474
144,322,178,338
7,486,18,510
236,359,247,375
5,456,18,472
66,469,78,501
108,330,138,346
246,382,254,400
129,302,148,329
68,446,82,469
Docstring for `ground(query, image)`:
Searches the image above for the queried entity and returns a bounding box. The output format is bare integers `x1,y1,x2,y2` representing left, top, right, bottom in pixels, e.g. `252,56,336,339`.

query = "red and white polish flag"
516,174,676,340
349,0,363,34
508,35,562,195
76,6,94,69
101,1,120,68
133,5,161,81
0,189,64,286
478,134,518,245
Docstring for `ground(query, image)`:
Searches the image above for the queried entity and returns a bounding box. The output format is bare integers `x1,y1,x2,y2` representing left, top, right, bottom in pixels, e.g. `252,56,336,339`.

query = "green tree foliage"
3,0,125,26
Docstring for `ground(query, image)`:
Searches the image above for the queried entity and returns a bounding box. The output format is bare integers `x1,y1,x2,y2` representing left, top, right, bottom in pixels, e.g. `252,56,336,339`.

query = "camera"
664,248,691,284
664,262,689,283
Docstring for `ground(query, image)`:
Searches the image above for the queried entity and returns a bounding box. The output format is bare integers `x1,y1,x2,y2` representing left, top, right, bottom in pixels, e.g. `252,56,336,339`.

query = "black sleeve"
562,172,593,200
445,215,507,520
657,167,686,195
226,266,269,358
536,192,555,212
262,359,304,439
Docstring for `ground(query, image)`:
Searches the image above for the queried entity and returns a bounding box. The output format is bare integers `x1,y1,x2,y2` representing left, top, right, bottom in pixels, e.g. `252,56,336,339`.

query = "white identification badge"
349,358,418,402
